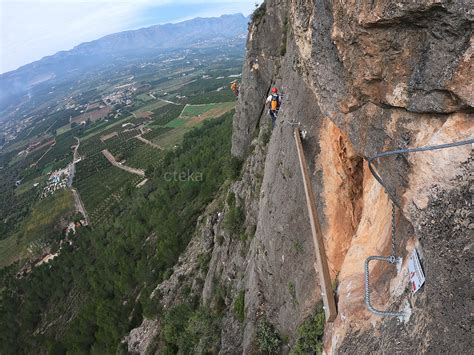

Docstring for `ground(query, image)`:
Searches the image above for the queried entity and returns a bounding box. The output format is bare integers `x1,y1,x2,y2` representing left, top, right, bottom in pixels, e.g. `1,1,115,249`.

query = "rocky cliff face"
128,1,473,353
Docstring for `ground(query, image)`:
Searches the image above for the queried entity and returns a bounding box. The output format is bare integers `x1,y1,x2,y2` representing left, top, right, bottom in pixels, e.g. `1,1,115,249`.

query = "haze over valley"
1,1,472,354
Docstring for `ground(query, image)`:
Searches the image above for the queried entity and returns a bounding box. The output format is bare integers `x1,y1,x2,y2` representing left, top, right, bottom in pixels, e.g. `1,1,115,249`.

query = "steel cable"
367,138,474,207
364,137,473,317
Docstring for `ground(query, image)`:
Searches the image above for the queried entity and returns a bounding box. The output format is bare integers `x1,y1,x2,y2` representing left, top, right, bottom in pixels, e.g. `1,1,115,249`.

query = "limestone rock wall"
231,0,472,353
127,1,472,353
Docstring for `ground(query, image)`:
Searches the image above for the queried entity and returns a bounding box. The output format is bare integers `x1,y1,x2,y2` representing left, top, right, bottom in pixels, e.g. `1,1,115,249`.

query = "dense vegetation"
0,127,79,241
0,190,75,268
74,153,142,224
0,112,237,353
150,104,184,126
257,319,281,353
223,191,246,239
159,304,221,353
291,305,325,354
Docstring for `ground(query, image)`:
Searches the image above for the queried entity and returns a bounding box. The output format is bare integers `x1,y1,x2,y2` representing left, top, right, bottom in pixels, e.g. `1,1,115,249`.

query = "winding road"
72,188,90,225
73,137,81,163
135,135,163,149
70,137,90,225
101,149,145,176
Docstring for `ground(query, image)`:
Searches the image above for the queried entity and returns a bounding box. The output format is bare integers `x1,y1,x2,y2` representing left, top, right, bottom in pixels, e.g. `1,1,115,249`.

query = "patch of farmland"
186,90,236,104
105,137,142,162
42,163,54,175
56,123,72,135
78,136,106,158
125,144,163,170
151,128,188,148
117,129,141,141
156,76,199,94
150,104,184,126
71,106,112,124
155,107,235,148
79,115,133,140
0,189,75,267
166,102,235,128
142,126,173,141
15,175,44,196
135,111,154,119
184,102,235,126
100,131,118,142
180,103,217,117
88,191,124,225
133,99,168,113
135,93,153,103
75,155,141,222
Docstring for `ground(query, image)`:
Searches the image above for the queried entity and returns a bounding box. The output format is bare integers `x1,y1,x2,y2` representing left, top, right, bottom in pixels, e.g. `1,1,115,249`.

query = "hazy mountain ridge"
0,13,248,110
74,14,248,53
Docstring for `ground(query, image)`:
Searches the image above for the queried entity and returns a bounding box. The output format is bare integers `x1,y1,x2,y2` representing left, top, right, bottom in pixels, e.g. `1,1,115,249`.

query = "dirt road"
135,135,162,149
72,188,90,225
73,137,80,163
158,98,180,105
68,137,81,188
101,149,145,176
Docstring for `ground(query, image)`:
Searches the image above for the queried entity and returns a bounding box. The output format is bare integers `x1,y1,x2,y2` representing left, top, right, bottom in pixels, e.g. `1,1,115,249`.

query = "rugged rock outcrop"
127,0,473,353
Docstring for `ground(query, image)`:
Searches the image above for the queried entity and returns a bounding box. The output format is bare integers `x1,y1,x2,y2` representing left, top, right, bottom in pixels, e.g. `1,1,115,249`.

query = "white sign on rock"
408,249,425,293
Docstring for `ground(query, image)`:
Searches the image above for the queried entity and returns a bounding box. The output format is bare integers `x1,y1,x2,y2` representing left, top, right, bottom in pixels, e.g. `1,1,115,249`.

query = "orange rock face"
319,118,363,278
228,0,473,353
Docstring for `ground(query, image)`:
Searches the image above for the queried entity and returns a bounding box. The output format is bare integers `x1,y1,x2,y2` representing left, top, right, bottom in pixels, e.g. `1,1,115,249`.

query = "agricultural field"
142,126,173,141
0,189,75,267
74,154,142,224
0,43,243,269
150,101,236,147
133,99,168,113
15,175,45,196
135,93,154,103
37,130,77,170
124,144,164,170
182,101,235,119
0,15,253,354
150,104,184,126
71,107,112,124
56,124,72,135
105,136,142,162
71,98,235,226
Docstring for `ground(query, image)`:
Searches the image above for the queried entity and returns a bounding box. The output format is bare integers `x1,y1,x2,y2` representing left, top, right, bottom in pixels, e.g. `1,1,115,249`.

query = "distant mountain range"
0,13,249,110
74,13,248,54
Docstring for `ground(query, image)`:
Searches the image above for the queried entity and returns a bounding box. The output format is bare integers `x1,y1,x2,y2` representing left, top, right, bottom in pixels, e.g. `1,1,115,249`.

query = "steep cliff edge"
127,1,472,353
230,1,472,352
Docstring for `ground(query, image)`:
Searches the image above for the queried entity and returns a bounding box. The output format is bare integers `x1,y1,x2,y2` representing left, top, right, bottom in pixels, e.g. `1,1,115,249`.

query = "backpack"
270,94,280,111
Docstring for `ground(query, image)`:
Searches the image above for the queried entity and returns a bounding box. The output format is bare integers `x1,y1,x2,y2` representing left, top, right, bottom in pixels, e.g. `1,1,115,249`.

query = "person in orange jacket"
266,87,282,129
230,81,239,96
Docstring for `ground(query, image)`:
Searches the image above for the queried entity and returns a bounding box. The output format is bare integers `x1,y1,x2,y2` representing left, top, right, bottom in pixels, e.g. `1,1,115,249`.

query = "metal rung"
364,255,405,317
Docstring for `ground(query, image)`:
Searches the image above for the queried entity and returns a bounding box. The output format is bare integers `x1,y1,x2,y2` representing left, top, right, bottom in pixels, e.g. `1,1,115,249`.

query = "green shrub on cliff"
251,2,266,25
257,319,281,353
233,290,245,322
224,192,246,237
290,304,325,354
0,112,236,354
162,304,220,354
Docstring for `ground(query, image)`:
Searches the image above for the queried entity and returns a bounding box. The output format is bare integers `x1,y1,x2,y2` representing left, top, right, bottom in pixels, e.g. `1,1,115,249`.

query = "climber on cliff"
230,80,239,97
266,87,282,129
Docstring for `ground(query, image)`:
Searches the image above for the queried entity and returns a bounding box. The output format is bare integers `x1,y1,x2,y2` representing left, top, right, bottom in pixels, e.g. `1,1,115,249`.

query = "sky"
0,0,260,74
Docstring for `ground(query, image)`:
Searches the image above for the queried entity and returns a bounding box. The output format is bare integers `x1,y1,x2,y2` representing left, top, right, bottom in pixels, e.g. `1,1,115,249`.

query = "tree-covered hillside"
0,111,240,353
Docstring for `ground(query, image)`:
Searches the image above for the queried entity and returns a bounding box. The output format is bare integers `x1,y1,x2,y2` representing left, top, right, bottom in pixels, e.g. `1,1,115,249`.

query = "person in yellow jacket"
266,87,282,129
230,81,239,96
